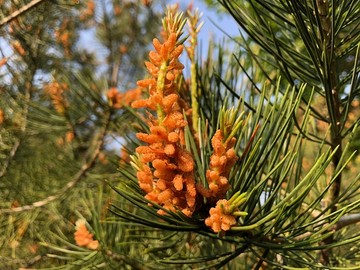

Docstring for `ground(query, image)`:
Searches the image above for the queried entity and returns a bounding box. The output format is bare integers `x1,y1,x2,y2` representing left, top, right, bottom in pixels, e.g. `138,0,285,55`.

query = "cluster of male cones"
128,7,248,234
71,6,249,250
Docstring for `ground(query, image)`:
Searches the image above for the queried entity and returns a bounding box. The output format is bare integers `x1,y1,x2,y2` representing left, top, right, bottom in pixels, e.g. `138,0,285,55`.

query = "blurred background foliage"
0,0,162,268
0,0,359,269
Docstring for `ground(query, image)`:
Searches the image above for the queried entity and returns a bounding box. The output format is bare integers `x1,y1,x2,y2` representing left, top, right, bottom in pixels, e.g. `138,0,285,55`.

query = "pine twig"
334,213,360,231
315,0,342,264
0,0,49,28
291,213,360,242
0,139,20,177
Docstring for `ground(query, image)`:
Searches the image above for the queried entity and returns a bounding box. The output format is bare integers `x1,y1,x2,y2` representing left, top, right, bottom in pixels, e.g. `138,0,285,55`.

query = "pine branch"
291,213,360,242
0,0,49,28
314,0,343,264
0,139,19,177
335,213,360,230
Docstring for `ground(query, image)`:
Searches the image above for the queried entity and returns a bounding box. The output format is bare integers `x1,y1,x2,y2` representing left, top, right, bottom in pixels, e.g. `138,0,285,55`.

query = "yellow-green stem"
156,61,168,122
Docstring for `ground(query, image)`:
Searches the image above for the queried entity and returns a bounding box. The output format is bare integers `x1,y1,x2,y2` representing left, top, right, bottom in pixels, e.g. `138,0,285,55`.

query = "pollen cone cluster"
198,130,238,200
205,199,237,233
131,16,196,217
74,219,99,250
129,9,247,232
44,81,69,114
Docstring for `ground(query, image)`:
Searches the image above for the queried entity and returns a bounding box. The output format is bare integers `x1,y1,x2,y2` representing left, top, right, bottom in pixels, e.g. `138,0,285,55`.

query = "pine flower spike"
44,81,69,114
74,219,99,250
197,129,238,200
205,192,248,233
131,8,197,217
197,105,244,199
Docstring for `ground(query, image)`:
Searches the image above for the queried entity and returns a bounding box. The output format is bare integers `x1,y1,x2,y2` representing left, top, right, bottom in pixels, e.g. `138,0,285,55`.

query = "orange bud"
158,189,173,202
149,51,161,65
157,179,167,190
164,144,176,156
167,132,178,143
205,199,236,233
173,174,183,191
0,58,7,67
12,41,26,56
74,220,99,250
153,38,162,54
177,150,194,172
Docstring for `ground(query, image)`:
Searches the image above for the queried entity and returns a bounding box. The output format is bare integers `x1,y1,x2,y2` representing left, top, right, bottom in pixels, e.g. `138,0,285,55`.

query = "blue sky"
170,0,240,47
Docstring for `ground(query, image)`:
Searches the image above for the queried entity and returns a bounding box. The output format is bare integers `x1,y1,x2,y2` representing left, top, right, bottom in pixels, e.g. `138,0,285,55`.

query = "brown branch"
316,0,342,264
0,0,49,28
268,199,360,243
260,213,360,247
334,213,360,231
0,111,112,214
292,213,360,242
0,139,20,177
